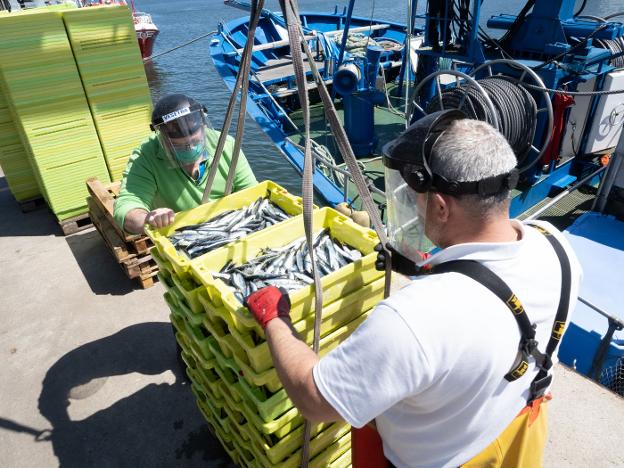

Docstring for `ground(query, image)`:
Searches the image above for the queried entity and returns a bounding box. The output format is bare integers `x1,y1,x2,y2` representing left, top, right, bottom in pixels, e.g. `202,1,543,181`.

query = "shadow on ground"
65,229,138,296
33,322,233,467
0,178,60,237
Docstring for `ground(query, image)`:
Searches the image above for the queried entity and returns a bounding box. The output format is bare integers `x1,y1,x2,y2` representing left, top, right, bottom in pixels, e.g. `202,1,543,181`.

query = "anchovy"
212,230,364,303
169,198,291,259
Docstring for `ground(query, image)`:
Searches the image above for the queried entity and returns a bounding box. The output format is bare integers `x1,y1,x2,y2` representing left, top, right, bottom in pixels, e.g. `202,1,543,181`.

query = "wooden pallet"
18,196,46,213
59,212,93,236
86,178,157,288
86,178,153,255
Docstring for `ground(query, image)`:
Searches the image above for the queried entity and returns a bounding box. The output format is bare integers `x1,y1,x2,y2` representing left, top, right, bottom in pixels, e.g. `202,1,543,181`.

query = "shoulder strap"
429,260,542,383
524,223,572,400
427,225,572,402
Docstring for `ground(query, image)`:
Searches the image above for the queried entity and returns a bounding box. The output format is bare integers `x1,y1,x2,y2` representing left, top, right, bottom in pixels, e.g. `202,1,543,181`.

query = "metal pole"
403,0,413,118
336,0,355,69
578,296,624,329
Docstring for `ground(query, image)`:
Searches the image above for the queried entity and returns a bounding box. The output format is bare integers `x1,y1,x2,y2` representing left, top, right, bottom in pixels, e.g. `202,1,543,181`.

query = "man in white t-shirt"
245,112,582,468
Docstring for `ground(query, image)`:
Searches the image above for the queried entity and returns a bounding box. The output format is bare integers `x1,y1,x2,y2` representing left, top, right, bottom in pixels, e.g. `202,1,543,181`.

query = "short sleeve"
312,303,434,428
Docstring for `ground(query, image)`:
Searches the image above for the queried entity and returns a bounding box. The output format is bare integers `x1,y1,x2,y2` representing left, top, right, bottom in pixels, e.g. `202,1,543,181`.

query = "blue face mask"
174,143,205,164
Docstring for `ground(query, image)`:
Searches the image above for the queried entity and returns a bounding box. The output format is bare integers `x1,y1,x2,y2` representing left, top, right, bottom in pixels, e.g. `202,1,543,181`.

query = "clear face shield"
385,166,430,264
152,106,212,169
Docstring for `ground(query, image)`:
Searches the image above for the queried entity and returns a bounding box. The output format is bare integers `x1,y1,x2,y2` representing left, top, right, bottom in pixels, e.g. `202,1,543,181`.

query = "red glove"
245,286,291,329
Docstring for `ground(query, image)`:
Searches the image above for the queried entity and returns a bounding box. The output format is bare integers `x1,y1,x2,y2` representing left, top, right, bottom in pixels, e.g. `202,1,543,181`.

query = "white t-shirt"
313,220,582,468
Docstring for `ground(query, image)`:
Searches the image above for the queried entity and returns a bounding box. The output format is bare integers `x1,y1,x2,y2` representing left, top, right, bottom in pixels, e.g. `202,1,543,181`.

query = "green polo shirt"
113,129,257,230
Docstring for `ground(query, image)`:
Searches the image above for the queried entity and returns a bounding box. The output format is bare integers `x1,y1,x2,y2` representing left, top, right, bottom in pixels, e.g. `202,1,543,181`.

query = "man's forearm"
123,208,149,234
265,318,340,422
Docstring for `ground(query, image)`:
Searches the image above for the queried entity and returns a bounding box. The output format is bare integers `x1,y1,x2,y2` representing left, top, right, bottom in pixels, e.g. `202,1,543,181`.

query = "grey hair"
430,119,517,216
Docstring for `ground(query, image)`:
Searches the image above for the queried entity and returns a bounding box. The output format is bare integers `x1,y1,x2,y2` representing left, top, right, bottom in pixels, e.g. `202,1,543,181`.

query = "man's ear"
430,192,450,223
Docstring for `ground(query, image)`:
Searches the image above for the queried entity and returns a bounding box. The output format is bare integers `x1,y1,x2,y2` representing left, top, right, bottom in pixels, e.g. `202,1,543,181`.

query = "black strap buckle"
529,374,552,401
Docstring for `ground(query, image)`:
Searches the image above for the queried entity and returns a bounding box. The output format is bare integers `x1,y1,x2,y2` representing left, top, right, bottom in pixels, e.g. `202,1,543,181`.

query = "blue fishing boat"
210,0,624,397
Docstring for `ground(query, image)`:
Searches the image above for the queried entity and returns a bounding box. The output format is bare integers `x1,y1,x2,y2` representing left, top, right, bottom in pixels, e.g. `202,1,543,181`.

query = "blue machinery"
331,0,624,215
216,0,624,216
333,45,386,156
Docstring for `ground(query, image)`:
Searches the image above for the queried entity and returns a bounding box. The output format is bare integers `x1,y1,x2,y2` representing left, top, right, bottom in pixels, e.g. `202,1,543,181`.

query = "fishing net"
599,356,624,397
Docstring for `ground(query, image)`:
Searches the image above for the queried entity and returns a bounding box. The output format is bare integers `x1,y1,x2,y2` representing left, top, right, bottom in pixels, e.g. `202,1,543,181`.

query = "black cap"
150,94,205,137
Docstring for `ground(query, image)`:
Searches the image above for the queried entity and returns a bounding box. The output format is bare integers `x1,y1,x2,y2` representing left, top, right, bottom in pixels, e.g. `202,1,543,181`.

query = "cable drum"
426,76,538,167
595,37,624,68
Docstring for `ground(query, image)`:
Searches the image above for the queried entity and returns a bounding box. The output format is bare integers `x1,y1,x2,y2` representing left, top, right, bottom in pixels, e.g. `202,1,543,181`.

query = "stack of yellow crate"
63,6,152,181
0,87,40,202
0,5,151,222
0,9,110,220
147,181,386,467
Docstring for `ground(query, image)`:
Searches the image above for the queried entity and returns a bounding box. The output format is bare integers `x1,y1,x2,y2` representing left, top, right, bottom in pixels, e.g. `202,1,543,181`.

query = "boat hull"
136,26,158,59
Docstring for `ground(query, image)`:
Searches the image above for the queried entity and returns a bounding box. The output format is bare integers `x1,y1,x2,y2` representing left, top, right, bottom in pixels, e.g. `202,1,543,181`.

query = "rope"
224,2,264,196
143,31,217,62
426,76,538,168
333,32,379,57
281,0,393,462
201,1,263,203
290,8,392,293
281,1,321,466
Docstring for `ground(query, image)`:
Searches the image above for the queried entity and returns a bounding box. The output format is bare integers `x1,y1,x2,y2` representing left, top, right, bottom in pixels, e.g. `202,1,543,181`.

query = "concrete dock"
0,170,622,467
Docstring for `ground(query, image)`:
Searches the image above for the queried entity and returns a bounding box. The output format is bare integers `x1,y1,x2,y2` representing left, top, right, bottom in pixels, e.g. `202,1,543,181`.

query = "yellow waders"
462,394,551,468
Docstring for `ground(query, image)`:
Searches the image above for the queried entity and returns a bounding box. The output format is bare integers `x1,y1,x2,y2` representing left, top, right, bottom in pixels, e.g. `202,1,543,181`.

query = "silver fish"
213,230,364,303
169,198,291,259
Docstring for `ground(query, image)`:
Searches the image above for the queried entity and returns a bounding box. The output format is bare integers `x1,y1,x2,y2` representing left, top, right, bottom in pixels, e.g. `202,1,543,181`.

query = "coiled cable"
426,76,537,168
595,37,624,68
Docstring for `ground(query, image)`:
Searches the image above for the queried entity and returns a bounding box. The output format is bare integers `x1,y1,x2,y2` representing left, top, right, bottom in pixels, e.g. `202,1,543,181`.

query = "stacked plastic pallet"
63,6,152,181
147,181,385,467
0,87,40,202
0,9,110,220
0,5,152,223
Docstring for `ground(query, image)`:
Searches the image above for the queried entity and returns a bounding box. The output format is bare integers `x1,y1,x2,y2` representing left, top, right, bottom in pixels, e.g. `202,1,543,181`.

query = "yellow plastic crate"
206,309,370,420
233,310,371,395
231,382,303,439
146,180,306,277
250,422,351,468
226,277,385,374
171,286,204,328
328,449,352,468
191,207,382,332
171,273,204,314
231,305,374,425
216,383,316,468
310,431,352,468
226,420,256,466
239,418,332,466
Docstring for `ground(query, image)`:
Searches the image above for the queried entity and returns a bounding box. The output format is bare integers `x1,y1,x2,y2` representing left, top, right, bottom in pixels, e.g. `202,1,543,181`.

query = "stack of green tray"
0,10,110,220
148,202,389,467
0,88,40,202
63,6,152,182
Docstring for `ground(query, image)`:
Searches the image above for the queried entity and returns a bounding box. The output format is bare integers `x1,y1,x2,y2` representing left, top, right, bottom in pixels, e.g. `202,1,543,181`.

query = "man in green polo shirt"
114,93,257,234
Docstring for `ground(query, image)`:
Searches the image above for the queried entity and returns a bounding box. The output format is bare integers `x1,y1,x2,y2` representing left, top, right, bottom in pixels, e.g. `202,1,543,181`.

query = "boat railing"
133,12,154,25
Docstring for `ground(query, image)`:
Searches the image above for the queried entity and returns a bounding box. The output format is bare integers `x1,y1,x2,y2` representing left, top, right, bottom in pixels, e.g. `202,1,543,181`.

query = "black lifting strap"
426,225,572,403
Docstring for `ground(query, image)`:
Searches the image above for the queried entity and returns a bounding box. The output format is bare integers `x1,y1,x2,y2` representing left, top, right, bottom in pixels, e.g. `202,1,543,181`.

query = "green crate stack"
149,205,388,467
62,6,153,182
0,88,40,202
0,10,110,220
